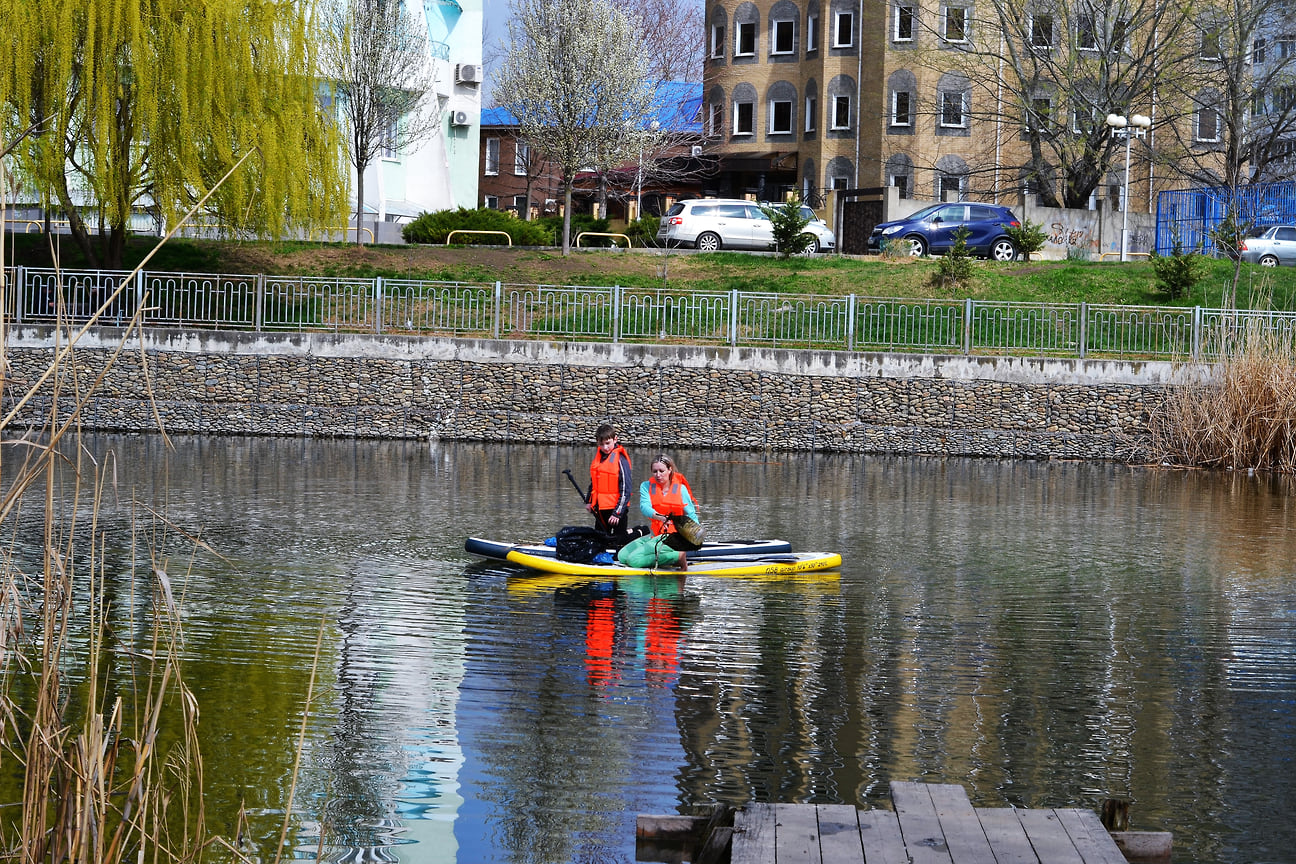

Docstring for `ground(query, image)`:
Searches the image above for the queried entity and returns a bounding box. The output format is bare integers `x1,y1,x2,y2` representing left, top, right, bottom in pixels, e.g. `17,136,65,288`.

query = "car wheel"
695,232,722,252
905,236,927,257
1260,254,1280,267
990,238,1018,262
799,234,820,254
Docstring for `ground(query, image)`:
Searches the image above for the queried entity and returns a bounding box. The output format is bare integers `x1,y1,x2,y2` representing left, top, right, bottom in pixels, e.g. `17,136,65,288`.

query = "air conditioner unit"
691,144,704,157
455,63,482,84
451,110,470,126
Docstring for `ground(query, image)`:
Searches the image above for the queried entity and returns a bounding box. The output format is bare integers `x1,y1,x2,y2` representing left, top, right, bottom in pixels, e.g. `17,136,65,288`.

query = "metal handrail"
575,232,632,248
445,230,513,246
1098,251,1152,260
311,226,376,243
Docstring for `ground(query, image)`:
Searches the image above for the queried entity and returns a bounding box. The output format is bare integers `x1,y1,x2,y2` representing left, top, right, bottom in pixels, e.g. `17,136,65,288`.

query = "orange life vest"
589,445,630,510
649,479,688,535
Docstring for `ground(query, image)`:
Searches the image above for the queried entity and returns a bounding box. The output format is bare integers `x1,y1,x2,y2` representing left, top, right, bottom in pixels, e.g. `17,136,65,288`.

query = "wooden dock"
638,782,1149,864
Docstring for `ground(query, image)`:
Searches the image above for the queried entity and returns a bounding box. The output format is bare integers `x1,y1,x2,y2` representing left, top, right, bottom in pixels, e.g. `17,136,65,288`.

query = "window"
709,103,724,135
773,19,795,53
711,25,726,58
943,6,967,42
1073,104,1096,133
1077,14,1096,50
892,91,912,126
940,91,965,127
938,174,962,199
834,11,854,47
381,120,398,158
1030,13,1053,48
1278,86,1296,112
484,194,498,208
770,99,793,132
894,4,914,41
1029,97,1053,131
734,101,755,134
513,195,528,212
832,94,851,129
514,142,529,175
737,21,757,55
1252,92,1268,117
832,176,850,190
1111,19,1128,52
1200,28,1222,60
807,13,819,50
485,137,500,174
1279,226,1296,240
1196,105,1220,142
1281,36,1296,59
892,174,910,198
1253,38,1267,64
805,95,817,131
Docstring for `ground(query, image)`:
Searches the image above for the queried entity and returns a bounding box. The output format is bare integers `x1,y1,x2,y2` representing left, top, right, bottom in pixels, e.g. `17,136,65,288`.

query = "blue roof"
481,81,702,133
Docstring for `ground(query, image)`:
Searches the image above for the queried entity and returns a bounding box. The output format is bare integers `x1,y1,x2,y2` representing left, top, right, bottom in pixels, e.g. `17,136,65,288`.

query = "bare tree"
913,0,1196,208
496,0,657,253
630,0,705,82
319,0,440,242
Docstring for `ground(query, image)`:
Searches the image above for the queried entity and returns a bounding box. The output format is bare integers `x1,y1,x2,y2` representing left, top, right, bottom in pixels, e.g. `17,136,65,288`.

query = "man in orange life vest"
587,423,632,535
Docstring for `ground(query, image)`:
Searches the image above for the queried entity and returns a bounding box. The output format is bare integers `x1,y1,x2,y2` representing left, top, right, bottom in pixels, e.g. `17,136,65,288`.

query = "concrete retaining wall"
2,326,1195,459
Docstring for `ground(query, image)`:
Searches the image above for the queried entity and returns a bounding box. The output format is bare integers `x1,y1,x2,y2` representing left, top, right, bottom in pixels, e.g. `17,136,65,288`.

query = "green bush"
536,213,613,246
759,198,813,257
402,207,551,246
625,215,661,247
932,227,975,289
1210,210,1250,261
1006,219,1048,262
1151,240,1206,300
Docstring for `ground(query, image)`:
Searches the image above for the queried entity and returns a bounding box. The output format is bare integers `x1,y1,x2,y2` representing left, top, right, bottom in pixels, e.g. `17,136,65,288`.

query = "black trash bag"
554,526,609,563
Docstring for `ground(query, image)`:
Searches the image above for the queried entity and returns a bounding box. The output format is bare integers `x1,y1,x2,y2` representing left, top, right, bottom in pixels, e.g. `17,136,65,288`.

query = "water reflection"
2,435,1294,864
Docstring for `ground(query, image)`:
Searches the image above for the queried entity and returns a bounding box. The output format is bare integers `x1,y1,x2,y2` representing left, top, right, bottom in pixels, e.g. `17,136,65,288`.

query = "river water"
4,434,1295,864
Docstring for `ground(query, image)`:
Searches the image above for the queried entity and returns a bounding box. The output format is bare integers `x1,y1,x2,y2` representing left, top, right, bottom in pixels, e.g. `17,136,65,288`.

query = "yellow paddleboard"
504,549,842,577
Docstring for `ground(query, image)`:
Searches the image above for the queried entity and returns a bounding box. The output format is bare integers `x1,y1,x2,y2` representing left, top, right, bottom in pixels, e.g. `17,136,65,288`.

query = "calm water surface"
5,435,1295,864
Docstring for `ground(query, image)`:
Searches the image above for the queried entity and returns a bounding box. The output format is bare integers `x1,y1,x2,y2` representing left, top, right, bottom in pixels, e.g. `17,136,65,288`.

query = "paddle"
561,469,589,503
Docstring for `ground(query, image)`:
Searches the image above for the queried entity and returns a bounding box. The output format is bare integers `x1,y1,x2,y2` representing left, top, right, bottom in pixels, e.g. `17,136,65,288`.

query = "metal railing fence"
5,265,1296,362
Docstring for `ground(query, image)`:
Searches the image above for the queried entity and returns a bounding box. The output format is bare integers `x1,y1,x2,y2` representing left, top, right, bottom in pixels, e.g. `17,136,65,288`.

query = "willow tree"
0,0,347,270
495,0,656,253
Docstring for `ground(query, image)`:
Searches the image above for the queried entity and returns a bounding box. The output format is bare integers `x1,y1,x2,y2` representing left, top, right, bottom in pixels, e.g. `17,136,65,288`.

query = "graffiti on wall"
1048,221,1096,251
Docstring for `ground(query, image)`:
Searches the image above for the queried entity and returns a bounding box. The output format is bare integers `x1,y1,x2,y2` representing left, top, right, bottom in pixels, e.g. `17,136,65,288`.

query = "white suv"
656,199,836,253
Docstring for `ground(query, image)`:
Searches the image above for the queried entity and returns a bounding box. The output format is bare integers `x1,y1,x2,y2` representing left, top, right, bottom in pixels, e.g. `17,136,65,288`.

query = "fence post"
1192,306,1202,360
14,265,24,324
255,273,265,332
493,281,502,339
730,289,739,347
963,298,974,354
612,284,620,343
374,277,384,334
137,270,147,326
1078,302,1087,360
846,294,856,352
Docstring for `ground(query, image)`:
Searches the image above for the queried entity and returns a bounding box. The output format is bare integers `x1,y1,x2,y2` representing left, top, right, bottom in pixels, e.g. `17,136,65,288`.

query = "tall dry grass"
1,154,317,863
1147,310,1296,472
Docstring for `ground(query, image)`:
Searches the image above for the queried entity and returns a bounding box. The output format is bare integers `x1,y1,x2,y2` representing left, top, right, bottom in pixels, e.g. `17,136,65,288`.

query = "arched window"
825,155,854,189
769,0,799,59
707,85,727,137
934,154,968,200
709,6,729,61
886,152,914,198
734,2,761,61
887,70,917,132
765,80,798,137
731,82,758,137
827,74,855,135
804,78,819,134
936,71,971,136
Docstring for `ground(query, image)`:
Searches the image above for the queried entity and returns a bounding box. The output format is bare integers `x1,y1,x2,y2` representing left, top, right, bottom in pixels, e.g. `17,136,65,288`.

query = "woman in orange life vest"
638,454,703,565
587,423,632,535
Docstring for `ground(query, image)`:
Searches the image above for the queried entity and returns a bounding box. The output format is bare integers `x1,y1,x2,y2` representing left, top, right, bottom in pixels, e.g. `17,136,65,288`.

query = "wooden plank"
975,809,1042,864
817,804,865,864
731,803,777,864
1016,808,1085,864
857,810,910,864
774,803,822,864
1055,808,1131,864
890,782,954,864
928,784,997,864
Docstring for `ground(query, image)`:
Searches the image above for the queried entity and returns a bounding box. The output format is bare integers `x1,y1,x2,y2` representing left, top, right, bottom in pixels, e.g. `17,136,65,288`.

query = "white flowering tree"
495,0,657,253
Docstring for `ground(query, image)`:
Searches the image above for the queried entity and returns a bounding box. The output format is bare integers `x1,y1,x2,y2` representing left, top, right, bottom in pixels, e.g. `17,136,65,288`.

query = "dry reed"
1147,310,1296,472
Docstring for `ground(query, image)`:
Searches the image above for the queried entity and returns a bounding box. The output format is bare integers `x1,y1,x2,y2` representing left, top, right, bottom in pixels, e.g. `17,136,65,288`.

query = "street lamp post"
1105,112,1151,262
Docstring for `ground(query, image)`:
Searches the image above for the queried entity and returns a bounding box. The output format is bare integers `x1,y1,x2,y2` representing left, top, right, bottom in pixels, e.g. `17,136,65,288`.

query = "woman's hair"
651,454,676,477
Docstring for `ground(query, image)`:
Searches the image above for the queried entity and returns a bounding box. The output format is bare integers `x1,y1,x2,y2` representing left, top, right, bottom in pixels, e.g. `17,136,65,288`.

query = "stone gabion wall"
1,327,1172,460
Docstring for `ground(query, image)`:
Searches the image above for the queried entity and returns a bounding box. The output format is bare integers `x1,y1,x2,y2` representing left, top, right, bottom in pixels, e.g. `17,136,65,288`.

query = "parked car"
657,199,836,253
1239,225,1296,266
868,203,1022,261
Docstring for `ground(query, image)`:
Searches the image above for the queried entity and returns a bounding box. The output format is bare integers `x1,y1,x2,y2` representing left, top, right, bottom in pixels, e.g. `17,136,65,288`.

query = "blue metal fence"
1156,180,1296,255
5,265,1294,362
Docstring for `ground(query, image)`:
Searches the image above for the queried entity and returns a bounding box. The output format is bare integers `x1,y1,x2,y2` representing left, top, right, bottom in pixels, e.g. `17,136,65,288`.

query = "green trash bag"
616,534,682,568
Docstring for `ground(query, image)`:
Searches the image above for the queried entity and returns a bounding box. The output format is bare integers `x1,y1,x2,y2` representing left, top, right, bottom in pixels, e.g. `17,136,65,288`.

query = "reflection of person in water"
576,587,683,689
585,595,619,686
644,598,680,685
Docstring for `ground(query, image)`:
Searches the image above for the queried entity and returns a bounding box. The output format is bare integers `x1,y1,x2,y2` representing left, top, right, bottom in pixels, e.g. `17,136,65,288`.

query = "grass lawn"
10,234,1296,311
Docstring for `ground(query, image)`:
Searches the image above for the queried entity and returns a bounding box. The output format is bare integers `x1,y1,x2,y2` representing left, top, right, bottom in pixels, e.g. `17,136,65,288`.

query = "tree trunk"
355,163,367,244
562,182,573,255
53,175,100,269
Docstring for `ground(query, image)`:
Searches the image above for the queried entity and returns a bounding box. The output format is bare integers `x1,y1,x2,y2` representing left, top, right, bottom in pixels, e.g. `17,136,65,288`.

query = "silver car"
1239,225,1296,266
657,198,836,253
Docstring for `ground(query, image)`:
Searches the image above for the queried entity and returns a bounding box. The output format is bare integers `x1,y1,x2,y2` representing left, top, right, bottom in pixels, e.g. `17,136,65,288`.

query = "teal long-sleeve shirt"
638,480,699,523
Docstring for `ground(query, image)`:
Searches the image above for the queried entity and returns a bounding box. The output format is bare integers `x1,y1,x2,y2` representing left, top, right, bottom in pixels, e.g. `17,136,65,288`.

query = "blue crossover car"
868,203,1022,261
